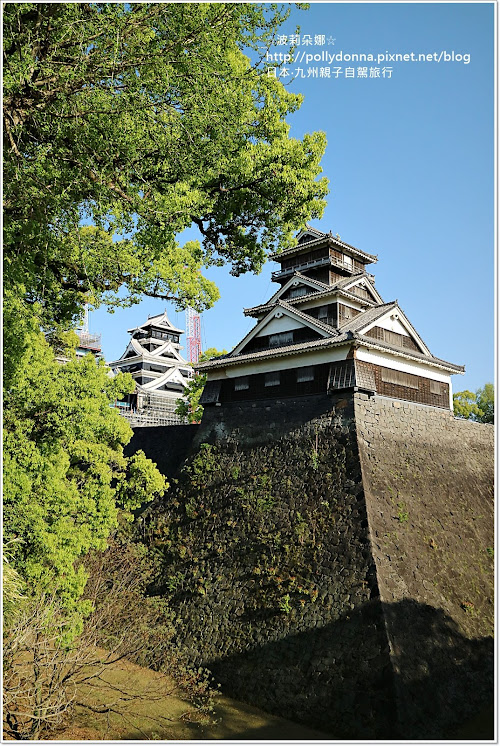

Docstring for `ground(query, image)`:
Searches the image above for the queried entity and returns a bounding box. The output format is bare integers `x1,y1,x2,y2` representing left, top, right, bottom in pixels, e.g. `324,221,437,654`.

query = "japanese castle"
110,311,193,425
198,225,464,409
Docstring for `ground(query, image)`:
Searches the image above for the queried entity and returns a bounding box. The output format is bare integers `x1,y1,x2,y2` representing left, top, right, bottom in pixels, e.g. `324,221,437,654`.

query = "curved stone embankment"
355,394,494,737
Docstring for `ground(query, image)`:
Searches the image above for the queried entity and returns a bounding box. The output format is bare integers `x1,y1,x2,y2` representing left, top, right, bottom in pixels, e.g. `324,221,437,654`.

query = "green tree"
453,390,481,420
4,2,328,362
176,348,228,423
453,383,494,424
3,3,327,616
3,325,166,617
475,383,494,424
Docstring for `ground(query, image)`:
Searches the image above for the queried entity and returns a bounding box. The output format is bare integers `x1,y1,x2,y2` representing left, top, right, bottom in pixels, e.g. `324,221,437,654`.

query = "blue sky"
92,2,494,392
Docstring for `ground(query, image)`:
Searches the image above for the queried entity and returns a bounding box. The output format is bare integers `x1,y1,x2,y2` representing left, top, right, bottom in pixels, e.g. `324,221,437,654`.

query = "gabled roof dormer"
233,299,338,357
141,365,191,392
339,275,384,305
341,302,431,356
244,272,330,315
296,225,327,244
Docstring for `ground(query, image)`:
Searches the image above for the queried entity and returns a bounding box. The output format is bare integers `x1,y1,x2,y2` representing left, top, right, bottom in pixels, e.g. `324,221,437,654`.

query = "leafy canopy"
4,2,328,345
3,323,166,612
453,383,494,424
3,3,327,616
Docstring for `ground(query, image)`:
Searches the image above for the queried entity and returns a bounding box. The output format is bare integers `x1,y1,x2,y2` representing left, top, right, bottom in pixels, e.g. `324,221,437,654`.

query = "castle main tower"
198,225,464,410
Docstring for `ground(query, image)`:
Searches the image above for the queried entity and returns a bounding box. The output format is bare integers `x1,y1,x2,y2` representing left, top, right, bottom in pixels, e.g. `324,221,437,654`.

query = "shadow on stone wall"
382,599,494,740
125,424,199,480
201,598,493,741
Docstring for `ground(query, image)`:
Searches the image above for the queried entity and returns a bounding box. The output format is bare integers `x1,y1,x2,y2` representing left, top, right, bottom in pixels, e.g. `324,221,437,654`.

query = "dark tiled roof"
353,333,465,373
338,302,398,333
293,271,331,290
250,271,330,310
331,272,365,288
244,284,378,318
300,224,327,238
270,232,378,263
127,310,184,335
196,333,353,371
199,295,464,375
244,271,379,316
340,301,435,356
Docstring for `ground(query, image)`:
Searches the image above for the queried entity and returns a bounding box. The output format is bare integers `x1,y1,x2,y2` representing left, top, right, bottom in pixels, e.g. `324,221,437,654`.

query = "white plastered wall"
255,314,305,336
364,315,411,336
356,347,455,409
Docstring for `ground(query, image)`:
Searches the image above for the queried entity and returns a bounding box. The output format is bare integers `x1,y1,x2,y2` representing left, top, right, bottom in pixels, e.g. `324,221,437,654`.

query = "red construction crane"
185,306,202,363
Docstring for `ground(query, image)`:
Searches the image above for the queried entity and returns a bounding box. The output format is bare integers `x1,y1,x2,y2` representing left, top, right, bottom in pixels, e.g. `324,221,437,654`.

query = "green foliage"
475,383,494,424
3,320,166,611
176,375,207,424
486,547,494,558
4,538,215,740
176,348,227,423
453,390,482,420
310,449,319,470
397,502,409,523
150,430,354,625
4,2,328,358
453,384,494,424
279,594,292,614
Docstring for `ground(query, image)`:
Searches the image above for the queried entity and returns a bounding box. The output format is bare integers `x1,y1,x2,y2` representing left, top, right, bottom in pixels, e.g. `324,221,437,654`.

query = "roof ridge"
270,233,378,262
337,300,397,332
302,224,326,236
293,271,330,289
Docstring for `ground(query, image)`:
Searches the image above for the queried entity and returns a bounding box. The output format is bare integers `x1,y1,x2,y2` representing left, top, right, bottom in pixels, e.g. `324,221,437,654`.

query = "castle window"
234,376,250,391
269,331,293,348
264,372,280,387
430,380,442,395
381,368,419,390
297,366,314,383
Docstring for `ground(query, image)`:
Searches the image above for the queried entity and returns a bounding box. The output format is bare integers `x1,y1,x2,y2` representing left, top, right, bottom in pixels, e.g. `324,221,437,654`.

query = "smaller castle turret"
110,310,193,426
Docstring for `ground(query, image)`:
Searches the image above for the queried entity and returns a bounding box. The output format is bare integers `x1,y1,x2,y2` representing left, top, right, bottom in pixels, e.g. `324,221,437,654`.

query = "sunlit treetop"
4,2,328,337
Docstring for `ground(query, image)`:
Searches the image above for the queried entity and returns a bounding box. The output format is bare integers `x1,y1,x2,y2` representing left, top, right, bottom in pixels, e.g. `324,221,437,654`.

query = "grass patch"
47,650,327,741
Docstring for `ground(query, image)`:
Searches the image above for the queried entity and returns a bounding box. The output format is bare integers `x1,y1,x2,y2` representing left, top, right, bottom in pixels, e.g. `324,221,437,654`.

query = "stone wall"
138,394,493,738
149,394,397,738
125,424,199,480
355,394,494,738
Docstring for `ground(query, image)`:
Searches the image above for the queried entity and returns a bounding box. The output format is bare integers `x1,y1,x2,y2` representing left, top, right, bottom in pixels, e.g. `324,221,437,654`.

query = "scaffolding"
114,393,187,427
76,330,102,350
185,307,202,363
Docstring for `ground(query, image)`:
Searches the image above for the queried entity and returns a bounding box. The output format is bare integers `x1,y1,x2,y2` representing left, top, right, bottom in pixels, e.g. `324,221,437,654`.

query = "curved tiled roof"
269,233,378,263
196,333,353,370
